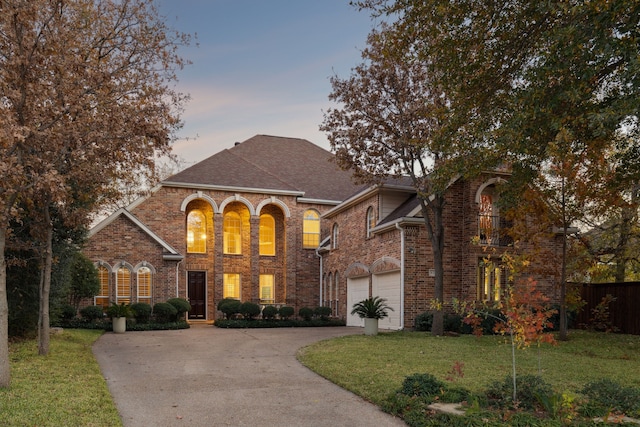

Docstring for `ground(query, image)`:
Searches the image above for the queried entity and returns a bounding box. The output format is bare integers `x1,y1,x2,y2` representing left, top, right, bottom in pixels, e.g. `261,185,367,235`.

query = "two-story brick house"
317,172,563,330
83,135,363,321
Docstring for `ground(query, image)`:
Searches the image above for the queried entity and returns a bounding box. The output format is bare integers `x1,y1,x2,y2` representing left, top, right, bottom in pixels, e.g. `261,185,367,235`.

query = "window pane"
187,210,207,253
223,273,240,299
259,214,275,256
138,266,152,300
96,266,110,308
259,274,274,303
224,212,242,254
116,267,131,305
303,210,320,248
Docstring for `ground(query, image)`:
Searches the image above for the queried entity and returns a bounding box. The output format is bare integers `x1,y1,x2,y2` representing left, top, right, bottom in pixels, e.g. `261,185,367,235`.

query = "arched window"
224,212,242,254
187,209,207,253
95,265,110,308
137,266,152,303
116,266,131,305
332,223,339,249
259,214,275,256
334,272,340,316
366,206,375,238
302,209,320,249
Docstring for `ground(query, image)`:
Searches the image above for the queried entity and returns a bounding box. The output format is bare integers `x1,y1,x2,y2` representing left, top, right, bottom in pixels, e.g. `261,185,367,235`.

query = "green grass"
298,330,640,407
0,330,122,427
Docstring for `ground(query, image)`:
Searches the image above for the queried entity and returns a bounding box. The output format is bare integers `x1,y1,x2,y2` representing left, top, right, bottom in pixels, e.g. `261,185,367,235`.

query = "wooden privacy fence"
575,281,640,335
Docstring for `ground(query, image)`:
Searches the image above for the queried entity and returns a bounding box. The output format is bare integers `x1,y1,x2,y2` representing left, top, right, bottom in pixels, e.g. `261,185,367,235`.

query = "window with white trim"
116,266,131,305
223,273,240,299
224,212,242,254
259,214,275,256
187,209,207,253
302,209,320,249
95,265,109,308
366,206,375,238
137,266,152,303
332,223,339,249
259,274,274,304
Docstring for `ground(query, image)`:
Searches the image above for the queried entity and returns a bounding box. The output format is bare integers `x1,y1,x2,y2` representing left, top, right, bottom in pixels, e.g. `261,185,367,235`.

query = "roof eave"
161,181,305,197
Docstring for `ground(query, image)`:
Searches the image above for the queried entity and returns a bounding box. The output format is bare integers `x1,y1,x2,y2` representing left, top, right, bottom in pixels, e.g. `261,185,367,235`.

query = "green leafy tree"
67,253,100,311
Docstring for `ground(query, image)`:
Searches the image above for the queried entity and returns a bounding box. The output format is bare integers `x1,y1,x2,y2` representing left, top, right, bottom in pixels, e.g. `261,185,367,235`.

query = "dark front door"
188,271,206,319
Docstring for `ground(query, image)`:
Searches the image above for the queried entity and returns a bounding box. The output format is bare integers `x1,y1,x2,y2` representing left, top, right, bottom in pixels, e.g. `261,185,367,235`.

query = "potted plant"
107,302,131,333
351,296,394,336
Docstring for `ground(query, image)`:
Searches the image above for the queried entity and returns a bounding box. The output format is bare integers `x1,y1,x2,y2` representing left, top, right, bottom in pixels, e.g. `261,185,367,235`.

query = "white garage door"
372,271,402,330
346,276,369,327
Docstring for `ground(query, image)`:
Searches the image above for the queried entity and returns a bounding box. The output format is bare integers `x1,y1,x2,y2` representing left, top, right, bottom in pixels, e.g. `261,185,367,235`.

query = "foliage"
214,318,345,329
414,311,433,332
588,294,619,333
0,330,121,426
314,306,332,320
580,379,640,417
60,304,77,320
130,303,152,324
278,306,294,320
351,296,394,319
217,298,242,319
67,252,100,310
485,374,553,411
298,307,314,321
80,305,105,321
153,302,177,324
106,303,132,318
262,305,278,320
400,373,445,401
239,301,261,320
166,298,191,321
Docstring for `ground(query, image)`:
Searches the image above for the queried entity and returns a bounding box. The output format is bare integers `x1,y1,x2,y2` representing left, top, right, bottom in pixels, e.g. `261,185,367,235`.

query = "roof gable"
165,135,360,201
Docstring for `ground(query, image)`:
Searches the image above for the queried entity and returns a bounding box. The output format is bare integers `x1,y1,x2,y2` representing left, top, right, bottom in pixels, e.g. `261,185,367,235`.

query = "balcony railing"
478,215,513,247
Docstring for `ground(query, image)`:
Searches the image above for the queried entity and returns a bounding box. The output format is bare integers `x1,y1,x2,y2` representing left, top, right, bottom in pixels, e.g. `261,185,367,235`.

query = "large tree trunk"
0,227,11,388
38,206,53,356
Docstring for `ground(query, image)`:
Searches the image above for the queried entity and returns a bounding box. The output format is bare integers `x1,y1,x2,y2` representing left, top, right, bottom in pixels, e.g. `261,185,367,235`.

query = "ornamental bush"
80,305,104,321
167,298,191,321
217,298,242,319
130,302,152,323
400,373,445,401
262,305,278,320
299,307,314,321
581,379,640,417
278,306,294,320
153,302,177,323
240,301,261,320
485,374,553,410
314,306,332,320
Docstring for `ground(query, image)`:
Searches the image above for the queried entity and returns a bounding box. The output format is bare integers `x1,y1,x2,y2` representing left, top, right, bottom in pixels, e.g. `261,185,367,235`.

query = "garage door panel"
372,272,401,330
346,277,368,327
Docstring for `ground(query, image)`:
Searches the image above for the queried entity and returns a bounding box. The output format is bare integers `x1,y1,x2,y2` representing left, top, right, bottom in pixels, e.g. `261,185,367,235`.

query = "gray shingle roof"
165,135,360,201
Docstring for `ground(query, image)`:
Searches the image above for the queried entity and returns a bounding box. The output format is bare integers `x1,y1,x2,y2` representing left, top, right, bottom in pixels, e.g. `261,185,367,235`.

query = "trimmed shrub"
240,301,261,320
60,304,77,320
153,302,177,323
485,374,553,410
581,379,640,417
80,305,104,321
299,307,314,321
130,302,152,324
278,306,294,320
414,311,433,331
262,305,278,320
314,306,332,320
400,373,445,401
167,298,191,321
218,298,242,319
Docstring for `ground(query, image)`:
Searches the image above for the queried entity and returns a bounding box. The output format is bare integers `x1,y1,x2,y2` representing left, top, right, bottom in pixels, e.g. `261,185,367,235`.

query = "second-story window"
303,209,320,249
187,210,207,253
224,212,242,254
259,214,275,255
332,223,339,249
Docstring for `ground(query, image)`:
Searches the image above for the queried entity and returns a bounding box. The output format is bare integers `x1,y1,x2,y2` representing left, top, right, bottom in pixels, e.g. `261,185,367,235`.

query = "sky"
155,0,378,167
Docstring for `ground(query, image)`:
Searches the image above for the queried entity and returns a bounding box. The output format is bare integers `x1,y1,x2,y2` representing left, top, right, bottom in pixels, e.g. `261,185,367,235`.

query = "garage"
346,276,369,327
372,271,402,330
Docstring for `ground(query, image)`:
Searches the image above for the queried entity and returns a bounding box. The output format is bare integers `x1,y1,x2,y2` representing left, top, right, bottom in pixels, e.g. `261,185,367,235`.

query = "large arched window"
137,266,152,303
302,209,320,249
224,212,242,254
187,209,207,253
95,265,110,308
116,266,131,305
259,214,275,256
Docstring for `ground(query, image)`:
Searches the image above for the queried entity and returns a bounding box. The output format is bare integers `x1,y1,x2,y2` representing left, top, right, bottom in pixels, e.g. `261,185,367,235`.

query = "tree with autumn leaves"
0,0,189,388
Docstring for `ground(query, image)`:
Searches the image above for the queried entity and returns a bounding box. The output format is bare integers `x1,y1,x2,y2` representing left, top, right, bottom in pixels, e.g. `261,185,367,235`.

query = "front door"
188,271,206,319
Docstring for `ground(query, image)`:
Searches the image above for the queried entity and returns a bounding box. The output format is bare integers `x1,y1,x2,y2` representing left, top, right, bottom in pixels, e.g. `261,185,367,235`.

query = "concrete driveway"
93,325,406,427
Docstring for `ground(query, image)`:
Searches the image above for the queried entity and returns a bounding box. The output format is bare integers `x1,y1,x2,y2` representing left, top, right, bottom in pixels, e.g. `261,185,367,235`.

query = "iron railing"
478,215,513,246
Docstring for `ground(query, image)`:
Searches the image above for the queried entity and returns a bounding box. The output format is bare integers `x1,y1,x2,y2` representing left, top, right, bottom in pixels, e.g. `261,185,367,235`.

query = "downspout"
316,248,323,307
395,223,405,330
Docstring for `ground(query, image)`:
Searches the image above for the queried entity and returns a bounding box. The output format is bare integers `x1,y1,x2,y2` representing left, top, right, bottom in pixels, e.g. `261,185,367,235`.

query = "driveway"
93,325,406,427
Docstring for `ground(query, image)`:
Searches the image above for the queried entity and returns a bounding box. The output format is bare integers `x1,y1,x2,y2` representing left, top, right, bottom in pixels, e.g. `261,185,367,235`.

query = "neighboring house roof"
88,208,183,261
164,134,361,202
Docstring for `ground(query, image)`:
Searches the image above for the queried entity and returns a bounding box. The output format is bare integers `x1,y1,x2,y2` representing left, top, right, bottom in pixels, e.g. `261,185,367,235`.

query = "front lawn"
0,330,121,427
298,330,640,425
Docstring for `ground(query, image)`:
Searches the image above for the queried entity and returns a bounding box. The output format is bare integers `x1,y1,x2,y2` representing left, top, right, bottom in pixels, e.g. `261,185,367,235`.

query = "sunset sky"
156,0,378,167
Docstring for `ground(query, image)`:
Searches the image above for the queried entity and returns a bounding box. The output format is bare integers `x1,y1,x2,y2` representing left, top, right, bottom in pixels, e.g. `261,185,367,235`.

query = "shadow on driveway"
93,326,406,426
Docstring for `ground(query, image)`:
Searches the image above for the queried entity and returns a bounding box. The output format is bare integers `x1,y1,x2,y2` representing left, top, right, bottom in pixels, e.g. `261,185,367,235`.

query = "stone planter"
112,317,126,334
364,318,379,336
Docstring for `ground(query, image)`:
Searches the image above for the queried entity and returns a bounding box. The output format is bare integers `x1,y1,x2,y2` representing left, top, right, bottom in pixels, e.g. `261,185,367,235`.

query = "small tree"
67,253,100,311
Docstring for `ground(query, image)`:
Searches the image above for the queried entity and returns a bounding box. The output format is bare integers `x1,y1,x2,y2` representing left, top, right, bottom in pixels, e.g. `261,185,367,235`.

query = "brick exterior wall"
83,185,333,320
322,173,562,330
